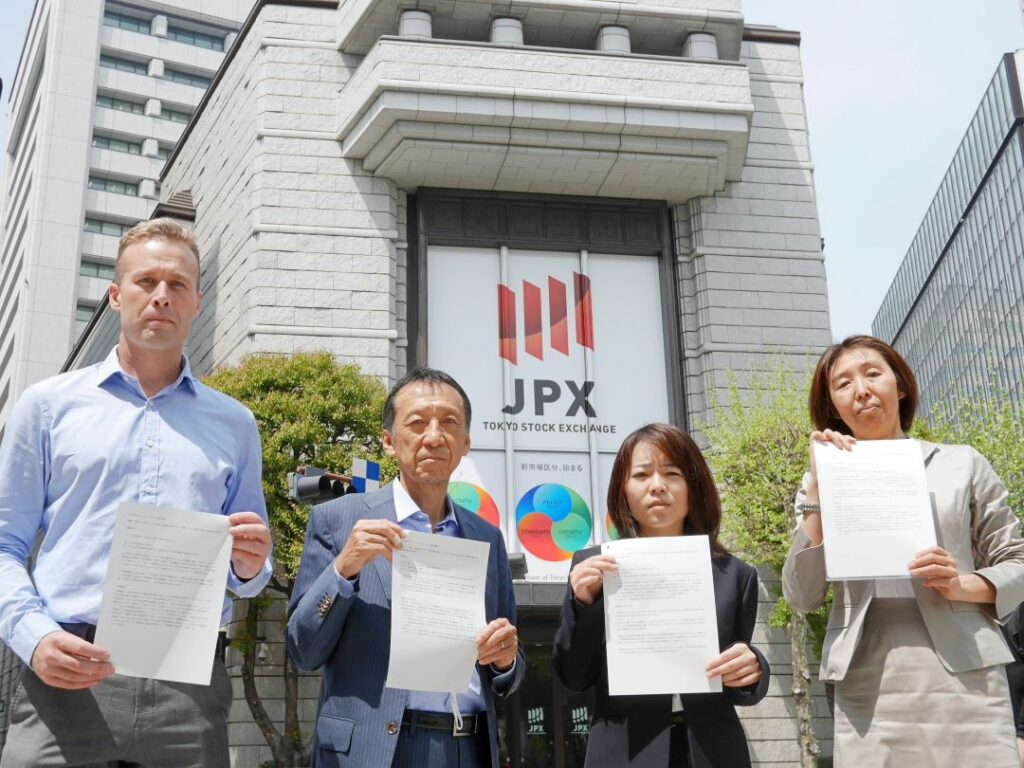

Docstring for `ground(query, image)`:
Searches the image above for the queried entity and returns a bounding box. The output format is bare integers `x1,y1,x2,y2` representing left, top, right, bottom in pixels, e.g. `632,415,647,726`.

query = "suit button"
386,721,399,735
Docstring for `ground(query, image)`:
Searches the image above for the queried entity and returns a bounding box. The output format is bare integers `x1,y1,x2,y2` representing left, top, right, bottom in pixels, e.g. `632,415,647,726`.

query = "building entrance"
495,615,591,768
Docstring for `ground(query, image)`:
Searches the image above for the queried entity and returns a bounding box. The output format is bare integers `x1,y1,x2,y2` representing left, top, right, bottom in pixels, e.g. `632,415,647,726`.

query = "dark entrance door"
495,615,592,768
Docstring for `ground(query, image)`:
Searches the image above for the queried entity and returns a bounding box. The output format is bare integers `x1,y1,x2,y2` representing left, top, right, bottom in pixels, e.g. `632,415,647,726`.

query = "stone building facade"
54,0,833,764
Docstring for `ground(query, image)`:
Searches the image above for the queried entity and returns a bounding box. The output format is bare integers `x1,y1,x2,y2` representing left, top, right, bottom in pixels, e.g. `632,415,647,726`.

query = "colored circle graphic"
448,482,500,528
516,484,592,561
605,513,621,541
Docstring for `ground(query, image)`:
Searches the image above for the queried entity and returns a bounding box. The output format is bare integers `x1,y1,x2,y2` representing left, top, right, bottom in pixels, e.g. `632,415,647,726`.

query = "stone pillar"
147,58,165,78
144,98,161,117
398,10,432,40
596,26,631,53
682,32,718,60
141,138,160,157
490,18,524,45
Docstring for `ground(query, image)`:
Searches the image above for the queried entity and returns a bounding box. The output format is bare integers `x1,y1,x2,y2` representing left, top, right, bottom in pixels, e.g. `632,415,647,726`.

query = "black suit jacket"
552,545,770,768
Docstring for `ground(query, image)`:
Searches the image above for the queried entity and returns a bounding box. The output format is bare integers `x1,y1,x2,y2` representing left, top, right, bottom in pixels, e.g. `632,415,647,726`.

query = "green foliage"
914,395,1023,520
204,353,396,584
703,364,830,653
705,366,811,572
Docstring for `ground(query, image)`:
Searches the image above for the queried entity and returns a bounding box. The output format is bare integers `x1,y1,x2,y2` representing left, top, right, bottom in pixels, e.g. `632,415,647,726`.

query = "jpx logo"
497,273,594,364
497,274,597,418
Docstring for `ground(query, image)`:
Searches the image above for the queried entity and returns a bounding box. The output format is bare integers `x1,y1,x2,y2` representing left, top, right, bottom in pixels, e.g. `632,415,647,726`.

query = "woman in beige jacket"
782,335,1024,767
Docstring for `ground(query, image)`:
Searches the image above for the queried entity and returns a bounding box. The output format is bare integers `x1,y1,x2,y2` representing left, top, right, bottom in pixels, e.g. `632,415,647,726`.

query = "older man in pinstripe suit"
288,368,525,768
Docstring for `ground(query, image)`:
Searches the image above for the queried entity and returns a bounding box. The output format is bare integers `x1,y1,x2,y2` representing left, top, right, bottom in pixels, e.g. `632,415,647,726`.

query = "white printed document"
814,439,936,580
602,536,721,696
94,503,232,685
386,532,489,693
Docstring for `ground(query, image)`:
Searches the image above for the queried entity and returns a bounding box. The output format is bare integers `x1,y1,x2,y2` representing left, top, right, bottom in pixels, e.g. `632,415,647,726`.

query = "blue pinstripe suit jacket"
287,484,525,767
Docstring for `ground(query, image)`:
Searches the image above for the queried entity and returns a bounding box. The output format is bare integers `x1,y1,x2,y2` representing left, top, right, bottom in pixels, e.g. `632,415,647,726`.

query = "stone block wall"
162,4,403,381
678,36,831,432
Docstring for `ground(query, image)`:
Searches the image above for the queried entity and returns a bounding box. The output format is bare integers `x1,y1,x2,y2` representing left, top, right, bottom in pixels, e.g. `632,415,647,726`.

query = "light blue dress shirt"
0,347,272,665
336,480,507,714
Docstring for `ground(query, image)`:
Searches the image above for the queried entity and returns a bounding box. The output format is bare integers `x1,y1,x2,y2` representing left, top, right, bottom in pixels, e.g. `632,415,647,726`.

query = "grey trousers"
0,661,233,768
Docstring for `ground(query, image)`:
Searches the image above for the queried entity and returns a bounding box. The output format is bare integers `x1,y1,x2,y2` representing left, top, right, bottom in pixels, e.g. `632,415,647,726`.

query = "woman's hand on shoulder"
569,554,617,606
706,642,762,689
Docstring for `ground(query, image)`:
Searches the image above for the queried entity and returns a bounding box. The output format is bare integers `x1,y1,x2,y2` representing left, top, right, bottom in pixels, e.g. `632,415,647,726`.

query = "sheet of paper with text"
602,535,721,696
814,439,936,580
386,531,489,693
95,503,232,685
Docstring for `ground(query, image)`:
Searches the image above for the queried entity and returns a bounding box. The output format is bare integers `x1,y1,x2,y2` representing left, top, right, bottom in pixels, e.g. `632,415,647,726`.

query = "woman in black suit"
552,423,770,768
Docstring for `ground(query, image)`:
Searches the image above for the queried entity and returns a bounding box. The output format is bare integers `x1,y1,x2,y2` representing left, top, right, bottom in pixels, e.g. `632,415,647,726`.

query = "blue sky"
1,0,1023,341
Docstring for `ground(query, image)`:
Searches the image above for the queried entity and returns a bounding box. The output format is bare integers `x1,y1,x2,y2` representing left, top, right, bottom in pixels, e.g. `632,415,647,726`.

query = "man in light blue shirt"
0,218,272,767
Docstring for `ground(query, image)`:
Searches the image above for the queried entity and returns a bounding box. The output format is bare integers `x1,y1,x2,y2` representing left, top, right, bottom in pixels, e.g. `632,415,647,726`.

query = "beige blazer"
782,440,1024,682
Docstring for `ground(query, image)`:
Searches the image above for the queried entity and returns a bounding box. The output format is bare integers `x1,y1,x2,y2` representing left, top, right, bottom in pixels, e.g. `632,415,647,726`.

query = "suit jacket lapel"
368,485,399,607
454,506,498,620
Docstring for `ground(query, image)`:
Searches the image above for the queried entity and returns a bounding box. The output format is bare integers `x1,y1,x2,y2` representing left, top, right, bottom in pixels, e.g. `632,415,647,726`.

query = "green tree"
204,353,396,767
703,366,826,768
912,394,1023,517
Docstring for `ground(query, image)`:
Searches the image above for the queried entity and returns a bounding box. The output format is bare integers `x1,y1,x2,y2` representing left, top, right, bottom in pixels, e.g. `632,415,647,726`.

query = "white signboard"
429,246,671,581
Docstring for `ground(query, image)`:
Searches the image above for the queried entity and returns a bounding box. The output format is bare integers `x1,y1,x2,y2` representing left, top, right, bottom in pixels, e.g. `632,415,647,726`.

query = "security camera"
257,640,269,664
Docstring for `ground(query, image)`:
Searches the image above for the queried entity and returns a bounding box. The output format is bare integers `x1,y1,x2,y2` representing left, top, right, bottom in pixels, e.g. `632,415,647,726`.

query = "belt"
58,624,229,662
402,710,484,737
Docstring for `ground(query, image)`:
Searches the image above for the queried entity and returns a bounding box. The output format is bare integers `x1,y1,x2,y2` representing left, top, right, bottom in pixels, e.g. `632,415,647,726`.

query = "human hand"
807,429,856,490
706,642,761,688
335,519,406,579
569,554,617,606
228,511,272,580
31,631,115,690
477,618,518,671
908,546,994,603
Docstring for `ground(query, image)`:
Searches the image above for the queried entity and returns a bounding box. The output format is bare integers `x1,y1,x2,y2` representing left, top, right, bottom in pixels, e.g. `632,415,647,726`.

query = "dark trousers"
391,720,490,768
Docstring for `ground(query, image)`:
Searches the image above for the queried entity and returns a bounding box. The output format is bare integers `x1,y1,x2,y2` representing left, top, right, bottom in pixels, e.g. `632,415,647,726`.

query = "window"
167,25,225,51
84,218,133,237
414,194,680,583
155,146,171,161
99,54,149,76
163,68,211,89
161,107,191,124
80,260,116,280
95,94,144,115
103,11,150,34
92,134,142,155
88,176,139,196
76,303,98,323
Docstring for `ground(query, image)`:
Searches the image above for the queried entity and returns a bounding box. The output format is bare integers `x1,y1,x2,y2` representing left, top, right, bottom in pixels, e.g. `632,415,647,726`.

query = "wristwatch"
797,501,821,513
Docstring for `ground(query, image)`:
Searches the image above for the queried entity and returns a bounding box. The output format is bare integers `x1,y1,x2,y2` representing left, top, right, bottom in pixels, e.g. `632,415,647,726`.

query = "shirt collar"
96,346,198,397
391,478,458,530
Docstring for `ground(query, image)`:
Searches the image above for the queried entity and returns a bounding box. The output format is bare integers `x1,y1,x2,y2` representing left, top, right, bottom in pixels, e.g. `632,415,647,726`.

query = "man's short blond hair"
115,218,201,283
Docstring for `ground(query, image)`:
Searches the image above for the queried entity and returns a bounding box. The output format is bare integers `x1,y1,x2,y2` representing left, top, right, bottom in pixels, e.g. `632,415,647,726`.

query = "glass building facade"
873,52,1024,417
